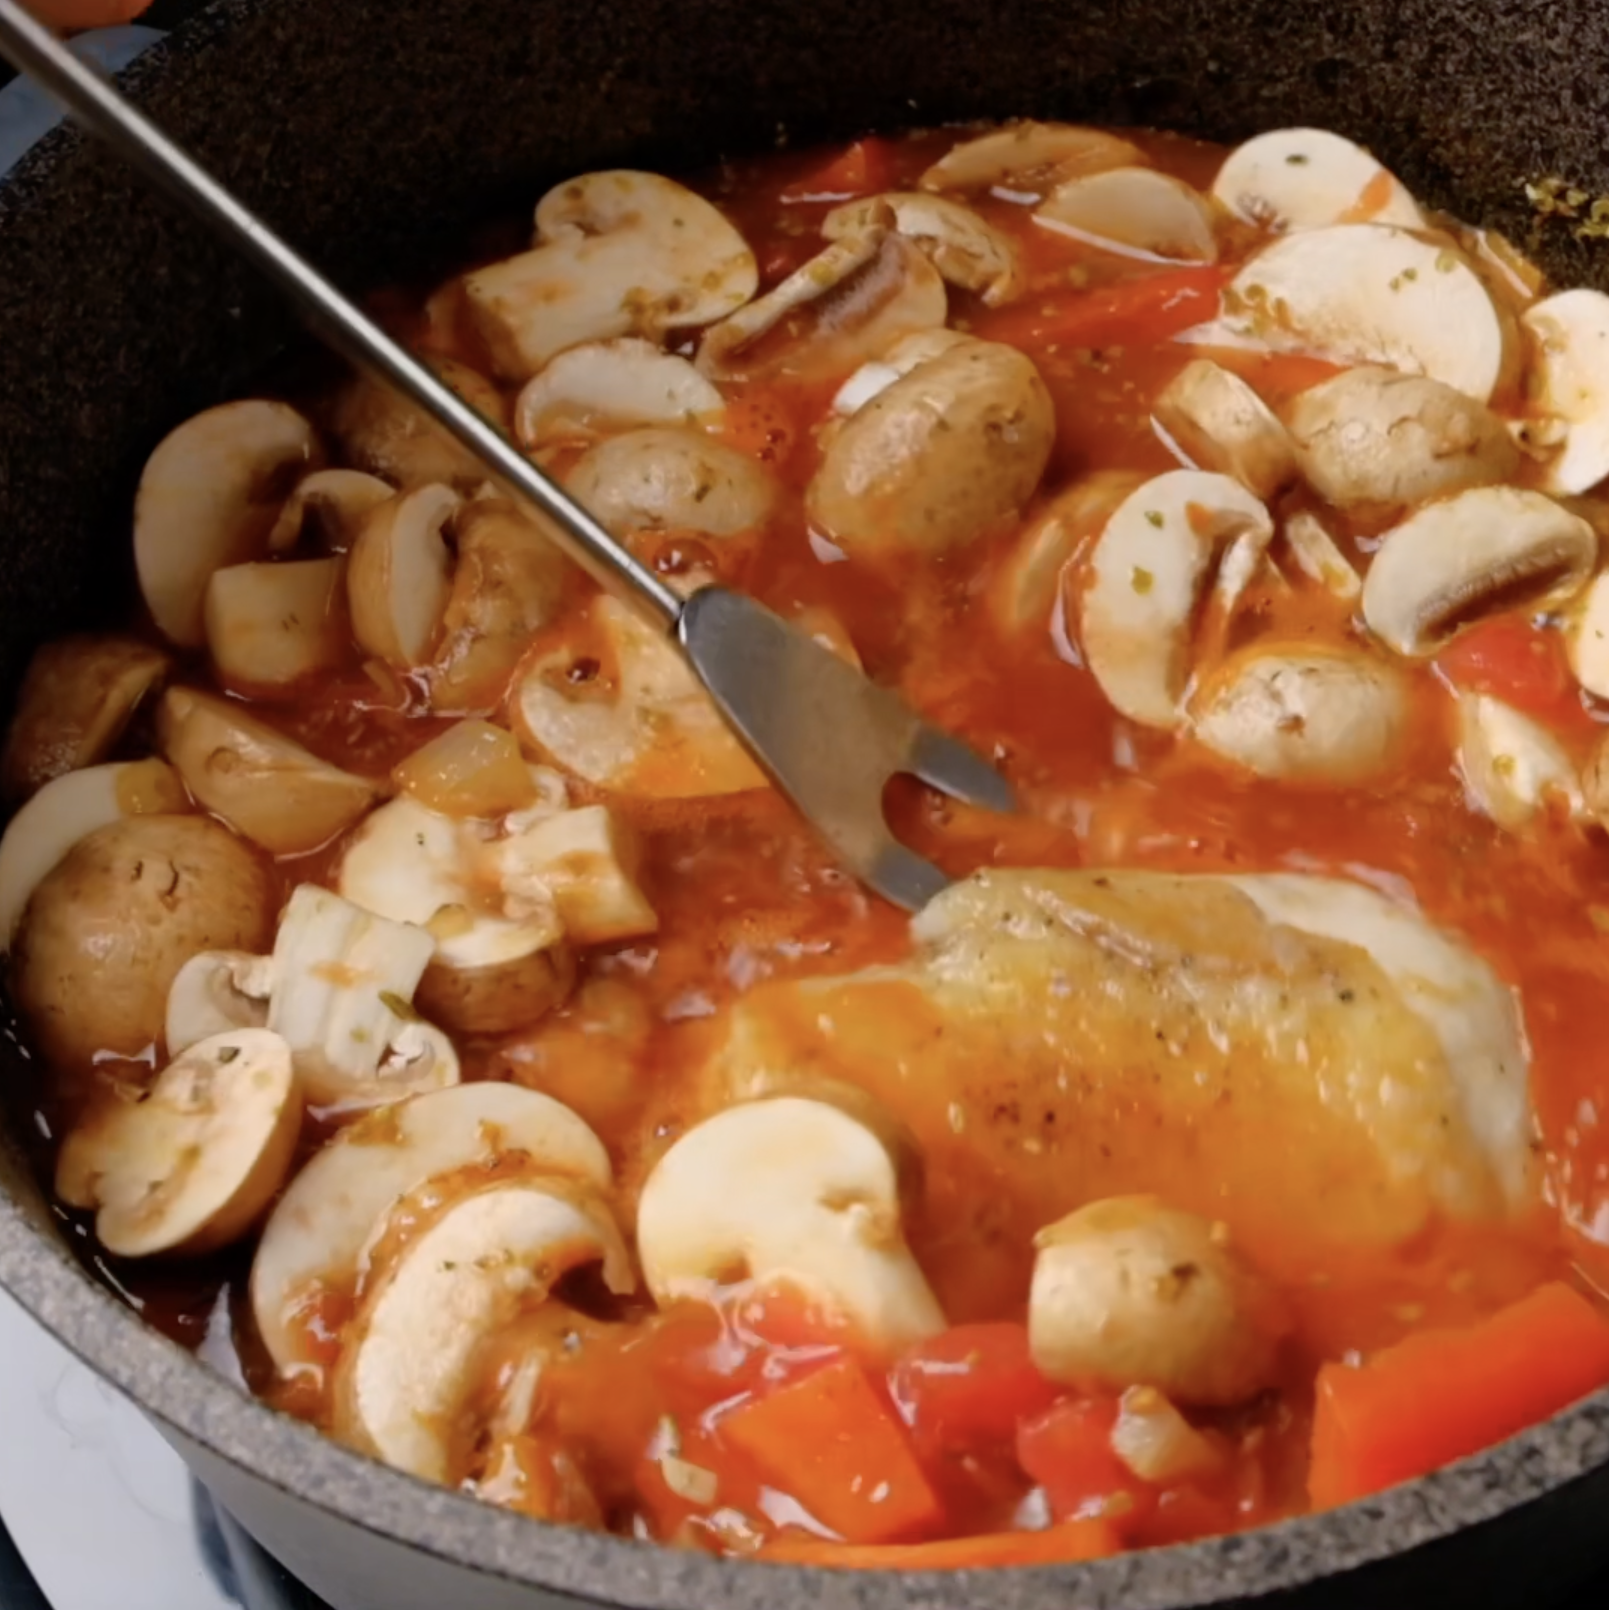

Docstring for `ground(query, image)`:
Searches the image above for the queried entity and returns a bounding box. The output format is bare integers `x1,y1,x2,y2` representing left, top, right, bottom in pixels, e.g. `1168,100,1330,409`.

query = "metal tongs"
0,1,1014,912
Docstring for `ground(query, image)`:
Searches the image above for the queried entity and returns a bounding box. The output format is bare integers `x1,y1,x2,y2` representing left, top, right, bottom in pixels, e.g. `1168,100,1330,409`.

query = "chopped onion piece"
392,720,539,819
1109,1386,1223,1485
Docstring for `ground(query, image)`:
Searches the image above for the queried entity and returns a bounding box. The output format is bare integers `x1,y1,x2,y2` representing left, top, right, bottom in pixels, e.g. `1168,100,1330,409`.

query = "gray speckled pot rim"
2,4,1608,1606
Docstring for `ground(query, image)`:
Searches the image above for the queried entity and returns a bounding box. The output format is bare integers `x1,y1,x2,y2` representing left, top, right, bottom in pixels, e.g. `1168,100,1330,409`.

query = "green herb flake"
1131,566,1155,595
1434,249,1459,274
1143,509,1164,528
379,990,421,1022
1284,152,1310,166
216,1045,241,1064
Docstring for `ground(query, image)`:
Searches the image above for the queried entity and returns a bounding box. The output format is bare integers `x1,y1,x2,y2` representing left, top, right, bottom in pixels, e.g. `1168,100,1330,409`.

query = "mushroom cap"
12,814,275,1071
251,1081,611,1373
346,484,459,669
807,338,1055,559
204,557,351,694
1285,365,1519,508
1361,485,1596,656
1153,360,1297,501
1521,288,1609,495
1211,128,1425,232
267,468,394,554
328,359,506,489
636,1094,946,1355
565,427,776,540
919,121,1146,196
1037,167,1218,263
56,1028,300,1259
514,338,725,449
823,193,1023,304
134,399,323,648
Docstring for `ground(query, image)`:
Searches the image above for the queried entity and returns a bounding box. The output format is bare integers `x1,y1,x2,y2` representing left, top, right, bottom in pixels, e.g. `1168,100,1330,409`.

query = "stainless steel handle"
0,0,685,631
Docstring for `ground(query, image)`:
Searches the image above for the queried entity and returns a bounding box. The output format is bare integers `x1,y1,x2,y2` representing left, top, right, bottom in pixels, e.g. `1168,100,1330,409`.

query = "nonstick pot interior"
4,2,1609,1606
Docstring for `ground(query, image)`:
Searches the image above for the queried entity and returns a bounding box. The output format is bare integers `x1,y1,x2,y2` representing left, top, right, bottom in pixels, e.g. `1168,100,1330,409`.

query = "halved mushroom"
1210,128,1425,232
513,338,725,450
697,219,946,383
1213,226,1514,402
329,358,507,489
0,759,188,948
1280,511,1362,600
512,595,766,797
1029,1195,1285,1406
464,171,758,381
157,687,383,855
1456,693,1586,830
919,121,1146,196
1520,289,1609,495
11,814,275,1072
165,950,274,1055
339,793,591,1036
1037,168,1218,263
55,1028,299,1259
807,338,1055,559
1284,366,1519,508
0,634,170,802
1361,487,1596,657
1076,470,1275,728
346,484,459,668
1566,574,1609,699
828,328,975,419
991,471,1146,637
251,1081,611,1374
565,428,776,540
267,883,457,1110
267,468,394,554
822,194,1023,304
204,558,350,694
1190,646,1409,783
636,1095,945,1354
134,400,324,648
334,1180,633,1481
429,498,569,713
1153,360,1296,500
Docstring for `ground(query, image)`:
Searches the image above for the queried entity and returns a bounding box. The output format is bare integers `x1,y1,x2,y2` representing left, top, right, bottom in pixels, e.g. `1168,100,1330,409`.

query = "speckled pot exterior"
4,2,1609,1606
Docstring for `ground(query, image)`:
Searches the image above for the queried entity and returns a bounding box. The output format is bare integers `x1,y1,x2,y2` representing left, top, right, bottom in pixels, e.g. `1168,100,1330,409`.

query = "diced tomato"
759,1518,1122,1568
891,1323,1061,1451
1015,1397,1157,1529
718,1355,947,1544
1309,1282,1609,1509
976,265,1228,353
780,137,899,203
1434,616,1582,727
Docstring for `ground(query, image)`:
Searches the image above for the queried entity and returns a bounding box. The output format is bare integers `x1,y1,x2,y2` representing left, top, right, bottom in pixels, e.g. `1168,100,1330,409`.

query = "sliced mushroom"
204,558,350,694
1456,693,1585,830
1284,366,1519,508
1280,510,1362,600
636,1095,945,1354
1215,226,1514,402
267,883,457,1110
512,595,765,797
1153,360,1296,500
157,687,383,855
134,400,323,648
0,634,169,802
1566,573,1609,698
0,759,187,949
697,220,946,383
329,358,507,489
1037,168,1218,263
1210,128,1425,232
1029,1196,1285,1406
464,171,758,381
165,950,274,1055
807,338,1055,559
919,121,1146,196
251,1082,611,1374
347,484,458,669
267,468,394,554
55,1028,299,1259
566,428,776,540
1361,487,1596,656
339,794,582,1037
822,193,1022,304
334,1180,632,1481
429,498,569,713
12,814,275,1072
1076,470,1275,728
828,328,975,419
1191,646,1409,783
1521,289,1609,495
513,338,725,450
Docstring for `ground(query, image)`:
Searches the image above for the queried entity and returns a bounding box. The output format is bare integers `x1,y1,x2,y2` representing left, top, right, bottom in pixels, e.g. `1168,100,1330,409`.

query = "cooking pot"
3,1,1609,1605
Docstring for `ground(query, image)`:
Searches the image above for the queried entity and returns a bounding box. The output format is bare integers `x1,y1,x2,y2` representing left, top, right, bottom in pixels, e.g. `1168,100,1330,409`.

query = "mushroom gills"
822,193,1022,304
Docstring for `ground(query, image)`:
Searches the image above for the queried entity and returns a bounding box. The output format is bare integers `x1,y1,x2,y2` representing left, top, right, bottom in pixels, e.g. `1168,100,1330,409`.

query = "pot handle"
0,22,160,178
